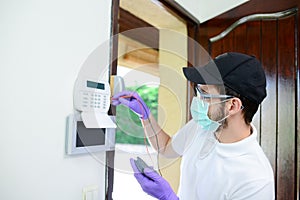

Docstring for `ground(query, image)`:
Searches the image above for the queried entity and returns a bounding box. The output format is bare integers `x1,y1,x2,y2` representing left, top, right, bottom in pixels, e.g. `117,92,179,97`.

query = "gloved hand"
111,91,150,119
130,158,179,200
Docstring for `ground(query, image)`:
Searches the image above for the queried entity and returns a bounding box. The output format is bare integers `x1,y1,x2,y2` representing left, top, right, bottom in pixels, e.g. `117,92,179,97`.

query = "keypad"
81,91,109,111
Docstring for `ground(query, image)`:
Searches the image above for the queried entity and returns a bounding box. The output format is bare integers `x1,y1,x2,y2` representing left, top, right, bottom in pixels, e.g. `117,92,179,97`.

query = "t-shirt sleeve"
171,120,200,156
229,179,275,200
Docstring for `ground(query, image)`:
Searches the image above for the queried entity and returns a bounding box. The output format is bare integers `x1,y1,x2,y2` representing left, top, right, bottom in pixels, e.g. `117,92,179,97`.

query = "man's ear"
227,98,243,114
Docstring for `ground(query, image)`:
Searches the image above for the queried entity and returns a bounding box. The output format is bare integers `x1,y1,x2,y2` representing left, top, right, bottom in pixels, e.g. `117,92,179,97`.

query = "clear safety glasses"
194,85,234,100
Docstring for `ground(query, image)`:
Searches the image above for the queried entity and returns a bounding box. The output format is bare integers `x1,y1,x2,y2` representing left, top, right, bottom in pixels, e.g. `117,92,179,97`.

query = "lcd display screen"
87,80,105,90
76,121,106,147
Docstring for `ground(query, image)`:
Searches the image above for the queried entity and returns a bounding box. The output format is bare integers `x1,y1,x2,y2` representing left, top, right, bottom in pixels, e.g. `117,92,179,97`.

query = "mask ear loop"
215,101,245,142
214,98,244,123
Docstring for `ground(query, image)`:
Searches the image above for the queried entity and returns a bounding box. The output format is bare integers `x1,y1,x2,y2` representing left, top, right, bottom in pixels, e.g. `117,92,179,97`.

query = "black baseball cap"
182,52,267,104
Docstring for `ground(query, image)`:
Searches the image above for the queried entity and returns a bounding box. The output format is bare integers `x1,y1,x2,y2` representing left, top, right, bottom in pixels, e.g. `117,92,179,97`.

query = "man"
112,52,275,199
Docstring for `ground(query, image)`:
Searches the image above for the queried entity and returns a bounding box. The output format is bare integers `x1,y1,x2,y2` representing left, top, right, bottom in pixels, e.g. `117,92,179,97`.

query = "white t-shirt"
171,120,275,200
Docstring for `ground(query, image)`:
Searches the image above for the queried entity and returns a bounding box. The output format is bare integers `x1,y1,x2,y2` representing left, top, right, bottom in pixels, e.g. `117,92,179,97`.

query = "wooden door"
199,7,299,200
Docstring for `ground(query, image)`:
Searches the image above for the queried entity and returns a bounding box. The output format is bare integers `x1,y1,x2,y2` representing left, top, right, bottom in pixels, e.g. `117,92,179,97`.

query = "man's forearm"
141,114,179,158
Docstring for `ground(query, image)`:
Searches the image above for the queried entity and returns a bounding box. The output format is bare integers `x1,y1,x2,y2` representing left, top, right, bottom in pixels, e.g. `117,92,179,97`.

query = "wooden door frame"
107,1,200,199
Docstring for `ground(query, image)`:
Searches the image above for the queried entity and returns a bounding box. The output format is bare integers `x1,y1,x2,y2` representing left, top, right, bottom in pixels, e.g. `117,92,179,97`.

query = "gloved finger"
130,158,140,173
111,99,121,106
143,168,162,181
130,159,151,185
130,91,141,99
113,91,142,103
118,97,131,107
112,91,135,99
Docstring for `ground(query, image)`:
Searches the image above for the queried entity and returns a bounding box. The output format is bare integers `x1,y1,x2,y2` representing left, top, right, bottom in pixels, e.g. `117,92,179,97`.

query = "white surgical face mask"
190,97,230,132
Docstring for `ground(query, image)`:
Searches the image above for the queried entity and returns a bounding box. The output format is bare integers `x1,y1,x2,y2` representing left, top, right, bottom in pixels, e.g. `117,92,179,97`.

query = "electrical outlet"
82,185,99,200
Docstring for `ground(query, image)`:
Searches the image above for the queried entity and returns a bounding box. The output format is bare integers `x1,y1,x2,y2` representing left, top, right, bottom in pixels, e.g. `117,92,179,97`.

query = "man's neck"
216,122,252,143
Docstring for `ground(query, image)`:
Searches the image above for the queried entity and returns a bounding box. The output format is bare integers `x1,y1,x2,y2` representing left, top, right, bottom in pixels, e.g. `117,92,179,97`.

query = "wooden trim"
106,1,119,200
209,8,298,42
109,0,120,76
294,9,299,200
159,0,200,24
119,8,159,49
186,23,199,120
119,8,155,29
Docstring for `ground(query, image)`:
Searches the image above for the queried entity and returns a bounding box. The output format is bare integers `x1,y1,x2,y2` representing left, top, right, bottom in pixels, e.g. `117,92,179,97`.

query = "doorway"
109,0,199,199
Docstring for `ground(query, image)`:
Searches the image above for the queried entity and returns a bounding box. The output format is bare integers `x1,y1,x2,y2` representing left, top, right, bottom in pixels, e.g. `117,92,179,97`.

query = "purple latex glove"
130,158,179,200
111,91,150,119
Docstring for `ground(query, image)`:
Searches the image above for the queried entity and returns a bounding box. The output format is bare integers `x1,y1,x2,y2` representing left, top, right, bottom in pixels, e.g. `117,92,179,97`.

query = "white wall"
0,0,254,199
0,0,112,200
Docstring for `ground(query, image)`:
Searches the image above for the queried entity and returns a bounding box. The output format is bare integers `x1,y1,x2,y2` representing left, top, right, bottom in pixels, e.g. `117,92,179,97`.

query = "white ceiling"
174,0,250,23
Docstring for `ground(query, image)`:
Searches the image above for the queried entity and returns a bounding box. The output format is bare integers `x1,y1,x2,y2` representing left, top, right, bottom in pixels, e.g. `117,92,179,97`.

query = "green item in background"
115,85,158,145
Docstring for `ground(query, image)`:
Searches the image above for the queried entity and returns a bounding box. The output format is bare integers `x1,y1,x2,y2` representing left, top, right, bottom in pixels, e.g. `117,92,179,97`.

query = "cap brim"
182,64,223,85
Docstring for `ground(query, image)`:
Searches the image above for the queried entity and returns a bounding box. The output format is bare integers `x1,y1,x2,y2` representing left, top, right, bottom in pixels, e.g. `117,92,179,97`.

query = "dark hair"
223,86,259,125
